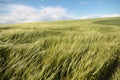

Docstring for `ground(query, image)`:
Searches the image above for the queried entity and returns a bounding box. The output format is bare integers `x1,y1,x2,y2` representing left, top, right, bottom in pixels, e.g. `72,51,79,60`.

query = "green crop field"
0,17,120,80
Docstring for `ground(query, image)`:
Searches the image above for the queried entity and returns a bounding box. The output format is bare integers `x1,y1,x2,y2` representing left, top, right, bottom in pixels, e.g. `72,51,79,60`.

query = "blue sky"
0,0,120,23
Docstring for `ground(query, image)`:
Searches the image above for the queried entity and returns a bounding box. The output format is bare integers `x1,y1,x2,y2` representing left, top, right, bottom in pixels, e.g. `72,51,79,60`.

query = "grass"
0,17,120,80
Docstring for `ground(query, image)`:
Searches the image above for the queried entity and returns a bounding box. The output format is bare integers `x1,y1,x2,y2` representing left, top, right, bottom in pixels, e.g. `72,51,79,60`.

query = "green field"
0,17,120,80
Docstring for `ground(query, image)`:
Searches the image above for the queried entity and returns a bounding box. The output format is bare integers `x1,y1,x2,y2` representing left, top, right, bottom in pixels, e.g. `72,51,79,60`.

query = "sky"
0,0,120,24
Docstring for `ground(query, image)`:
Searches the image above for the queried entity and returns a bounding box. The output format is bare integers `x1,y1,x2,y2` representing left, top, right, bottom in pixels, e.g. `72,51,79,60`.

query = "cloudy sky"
0,0,120,24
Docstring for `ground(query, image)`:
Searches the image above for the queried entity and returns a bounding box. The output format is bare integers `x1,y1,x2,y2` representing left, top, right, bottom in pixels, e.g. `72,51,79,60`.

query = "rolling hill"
0,17,120,80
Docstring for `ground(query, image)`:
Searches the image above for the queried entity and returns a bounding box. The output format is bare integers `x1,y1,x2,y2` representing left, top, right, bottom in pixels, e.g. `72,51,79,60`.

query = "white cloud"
0,4,120,24
100,14,120,18
0,4,74,24
80,2,89,5
79,14,120,19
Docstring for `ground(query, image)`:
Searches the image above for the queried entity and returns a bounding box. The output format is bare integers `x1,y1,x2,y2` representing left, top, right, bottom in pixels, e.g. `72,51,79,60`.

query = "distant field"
93,18,120,26
0,17,120,80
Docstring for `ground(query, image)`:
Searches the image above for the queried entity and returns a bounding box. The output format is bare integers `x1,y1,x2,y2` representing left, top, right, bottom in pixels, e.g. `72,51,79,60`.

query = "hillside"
0,17,120,80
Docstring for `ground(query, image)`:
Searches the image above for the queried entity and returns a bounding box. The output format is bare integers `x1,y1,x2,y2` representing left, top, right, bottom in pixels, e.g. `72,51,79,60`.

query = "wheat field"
0,17,120,80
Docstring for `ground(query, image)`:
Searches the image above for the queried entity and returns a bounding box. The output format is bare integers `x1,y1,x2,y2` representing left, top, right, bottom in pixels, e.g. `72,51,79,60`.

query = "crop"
0,17,120,80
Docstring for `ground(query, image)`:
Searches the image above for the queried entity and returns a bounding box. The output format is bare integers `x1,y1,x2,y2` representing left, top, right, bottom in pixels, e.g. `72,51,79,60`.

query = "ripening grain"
0,17,120,80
